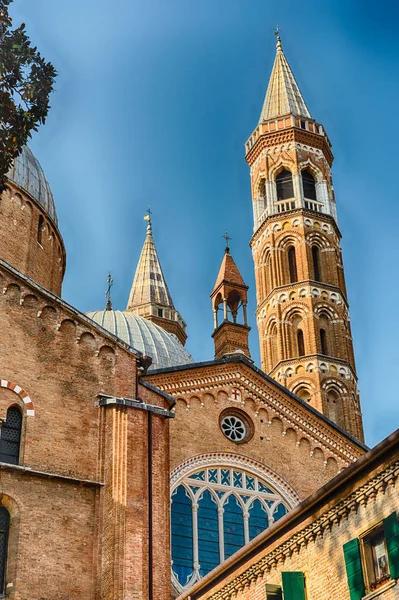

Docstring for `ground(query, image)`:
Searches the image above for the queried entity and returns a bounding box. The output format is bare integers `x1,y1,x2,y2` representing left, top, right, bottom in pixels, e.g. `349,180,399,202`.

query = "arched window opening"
296,387,311,402
327,390,340,425
269,323,278,368
320,328,328,356
37,215,44,245
0,406,22,465
223,495,245,560
198,490,220,577
312,245,321,281
302,170,317,200
276,169,294,200
170,466,291,591
0,506,9,595
287,246,298,283
297,329,305,357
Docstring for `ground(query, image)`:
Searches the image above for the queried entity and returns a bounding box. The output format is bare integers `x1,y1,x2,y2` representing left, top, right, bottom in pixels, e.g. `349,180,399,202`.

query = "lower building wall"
1,471,97,600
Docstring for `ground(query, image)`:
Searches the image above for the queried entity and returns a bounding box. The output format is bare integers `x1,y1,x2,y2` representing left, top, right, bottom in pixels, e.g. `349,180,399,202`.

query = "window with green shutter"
282,571,306,600
384,512,399,580
343,538,365,600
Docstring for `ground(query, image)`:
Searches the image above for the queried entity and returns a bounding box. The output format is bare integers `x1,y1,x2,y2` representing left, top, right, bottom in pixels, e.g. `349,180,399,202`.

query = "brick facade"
0,259,172,600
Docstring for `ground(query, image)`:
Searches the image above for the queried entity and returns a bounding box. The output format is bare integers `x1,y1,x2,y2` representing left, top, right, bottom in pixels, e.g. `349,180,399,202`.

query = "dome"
87,310,194,371
7,146,57,224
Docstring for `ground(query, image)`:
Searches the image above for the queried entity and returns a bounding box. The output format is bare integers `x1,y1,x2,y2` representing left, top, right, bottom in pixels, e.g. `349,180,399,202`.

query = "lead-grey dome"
87,310,193,371
7,146,57,224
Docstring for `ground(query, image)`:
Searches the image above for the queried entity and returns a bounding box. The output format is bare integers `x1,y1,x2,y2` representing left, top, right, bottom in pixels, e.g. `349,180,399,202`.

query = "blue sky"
10,0,399,447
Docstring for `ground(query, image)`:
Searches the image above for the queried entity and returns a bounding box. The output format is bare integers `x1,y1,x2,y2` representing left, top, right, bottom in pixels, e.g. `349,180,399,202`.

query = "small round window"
221,415,246,442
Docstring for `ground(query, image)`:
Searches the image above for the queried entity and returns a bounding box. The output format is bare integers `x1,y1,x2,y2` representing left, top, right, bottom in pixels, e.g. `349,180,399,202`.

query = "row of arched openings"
296,327,329,357
287,244,321,284
276,169,317,201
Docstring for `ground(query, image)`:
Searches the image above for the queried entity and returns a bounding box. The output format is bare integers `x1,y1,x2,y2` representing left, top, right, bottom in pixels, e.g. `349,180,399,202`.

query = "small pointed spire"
105,273,114,311
127,213,175,310
126,212,188,345
259,30,311,122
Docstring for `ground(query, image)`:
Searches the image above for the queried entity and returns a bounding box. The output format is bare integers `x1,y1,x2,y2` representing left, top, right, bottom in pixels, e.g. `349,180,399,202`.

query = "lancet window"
171,466,290,591
276,169,294,201
302,170,317,201
0,406,22,465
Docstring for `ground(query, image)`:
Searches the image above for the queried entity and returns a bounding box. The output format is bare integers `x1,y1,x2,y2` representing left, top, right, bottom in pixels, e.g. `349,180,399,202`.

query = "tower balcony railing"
274,199,297,213
272,199,325,215
304,199,324,213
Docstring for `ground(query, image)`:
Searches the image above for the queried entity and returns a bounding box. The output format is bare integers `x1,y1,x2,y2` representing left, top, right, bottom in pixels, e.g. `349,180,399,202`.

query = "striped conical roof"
127,219,175,310
259,34,311,122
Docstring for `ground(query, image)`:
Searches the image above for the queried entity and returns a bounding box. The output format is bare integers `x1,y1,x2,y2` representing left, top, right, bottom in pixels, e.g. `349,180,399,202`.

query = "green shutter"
343,538,365,600
384,512,399,579
266,583,283,600
282,572,305,600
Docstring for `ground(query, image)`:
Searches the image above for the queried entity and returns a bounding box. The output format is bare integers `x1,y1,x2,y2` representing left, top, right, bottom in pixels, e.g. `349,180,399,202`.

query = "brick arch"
0,380,34,416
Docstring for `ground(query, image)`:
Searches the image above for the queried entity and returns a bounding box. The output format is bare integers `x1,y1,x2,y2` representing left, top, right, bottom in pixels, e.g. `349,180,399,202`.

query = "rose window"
221,415,246,441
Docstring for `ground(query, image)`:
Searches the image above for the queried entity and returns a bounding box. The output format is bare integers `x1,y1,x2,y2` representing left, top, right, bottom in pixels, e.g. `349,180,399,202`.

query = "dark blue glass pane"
221,469,230,486
258,482,273,493
233,471,243,488
198,490,220,577
171,486,193,586
249,499,269,541
223,495,245,559
246,475,255,490
273,503,287,522
208,469,217,483
191,470,205,480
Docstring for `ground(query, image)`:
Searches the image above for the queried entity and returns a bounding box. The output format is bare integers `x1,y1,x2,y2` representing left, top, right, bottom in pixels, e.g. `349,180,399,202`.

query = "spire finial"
105,273,114,311
222,231,232,254
144,206,152,234
274,25,282,52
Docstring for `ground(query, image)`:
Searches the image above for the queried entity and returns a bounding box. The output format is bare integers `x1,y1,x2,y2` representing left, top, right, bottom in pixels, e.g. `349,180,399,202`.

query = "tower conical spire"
259,31,311,122
127,212,187,345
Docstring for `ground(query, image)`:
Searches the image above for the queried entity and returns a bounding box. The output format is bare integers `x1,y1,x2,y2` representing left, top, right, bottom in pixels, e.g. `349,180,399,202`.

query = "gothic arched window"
37,215,44,245
320,328,328,356
276,169,294,200
171,466,290,591
297,329,305,357
0,506,9,594
302,170,317,200
0,406,22,465
288,246,298,283
312,245,321,281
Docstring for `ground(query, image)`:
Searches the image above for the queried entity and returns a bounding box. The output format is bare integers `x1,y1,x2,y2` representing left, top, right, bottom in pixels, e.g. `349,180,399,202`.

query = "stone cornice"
250,209,342,248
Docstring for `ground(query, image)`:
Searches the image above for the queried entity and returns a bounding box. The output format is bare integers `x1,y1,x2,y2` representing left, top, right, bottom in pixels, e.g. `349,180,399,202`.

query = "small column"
223,298,228,321
218,507,225,562
243,511,250,545
243,302,248,326
192,503,200,578
213,308,218,329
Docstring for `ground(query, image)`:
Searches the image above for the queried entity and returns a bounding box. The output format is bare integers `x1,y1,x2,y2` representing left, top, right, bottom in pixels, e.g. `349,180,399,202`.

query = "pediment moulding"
148,364,363,463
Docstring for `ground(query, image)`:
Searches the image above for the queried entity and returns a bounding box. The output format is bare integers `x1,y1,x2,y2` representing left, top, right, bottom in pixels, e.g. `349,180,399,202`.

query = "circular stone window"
219,409,254,444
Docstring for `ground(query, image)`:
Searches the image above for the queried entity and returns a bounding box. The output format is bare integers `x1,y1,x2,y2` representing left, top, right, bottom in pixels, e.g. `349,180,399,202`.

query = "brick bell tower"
246,32,364,441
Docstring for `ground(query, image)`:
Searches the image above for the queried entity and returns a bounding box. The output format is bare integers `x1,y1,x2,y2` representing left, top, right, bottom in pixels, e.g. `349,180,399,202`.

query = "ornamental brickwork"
245,36,363,441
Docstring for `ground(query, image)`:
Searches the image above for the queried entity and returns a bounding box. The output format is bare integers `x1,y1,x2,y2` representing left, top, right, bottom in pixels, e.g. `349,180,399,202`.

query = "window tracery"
171,464,291,591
